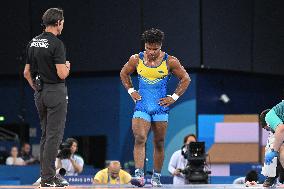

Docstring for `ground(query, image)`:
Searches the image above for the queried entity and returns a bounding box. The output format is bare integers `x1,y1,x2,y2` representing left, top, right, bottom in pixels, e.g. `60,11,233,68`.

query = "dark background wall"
202,0,253,71
1,0,283,75
0,1,30,75
253,0,284,75
143,0,201,68
30,0,141,72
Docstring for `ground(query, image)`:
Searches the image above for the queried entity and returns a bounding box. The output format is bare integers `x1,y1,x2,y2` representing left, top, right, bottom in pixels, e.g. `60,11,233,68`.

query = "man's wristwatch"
271,148,279,154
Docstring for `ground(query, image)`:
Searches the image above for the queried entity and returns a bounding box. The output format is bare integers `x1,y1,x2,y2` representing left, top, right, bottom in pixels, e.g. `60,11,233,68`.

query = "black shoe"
40,175,69,187
263,177,277,187
278,171,284,184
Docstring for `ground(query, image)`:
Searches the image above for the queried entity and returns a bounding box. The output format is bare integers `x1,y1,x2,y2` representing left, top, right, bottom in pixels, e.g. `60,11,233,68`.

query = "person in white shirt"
168,134,197,185
6,146,25,166
56,138,84,176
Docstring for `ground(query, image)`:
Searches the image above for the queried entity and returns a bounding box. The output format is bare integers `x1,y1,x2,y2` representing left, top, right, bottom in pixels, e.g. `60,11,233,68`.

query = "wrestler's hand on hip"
159,97,175,107
130,91,142,102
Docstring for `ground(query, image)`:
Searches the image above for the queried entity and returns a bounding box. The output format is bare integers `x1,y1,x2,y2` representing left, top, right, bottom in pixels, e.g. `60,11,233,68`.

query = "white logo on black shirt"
30,38,49,48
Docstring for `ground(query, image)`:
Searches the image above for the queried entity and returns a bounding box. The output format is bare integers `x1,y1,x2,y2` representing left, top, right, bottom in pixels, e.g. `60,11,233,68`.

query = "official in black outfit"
24,8,70,187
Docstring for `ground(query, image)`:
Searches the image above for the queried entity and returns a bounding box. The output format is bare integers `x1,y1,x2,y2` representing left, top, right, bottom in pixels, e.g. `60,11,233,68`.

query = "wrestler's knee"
134,134,147,145
154,138,165,150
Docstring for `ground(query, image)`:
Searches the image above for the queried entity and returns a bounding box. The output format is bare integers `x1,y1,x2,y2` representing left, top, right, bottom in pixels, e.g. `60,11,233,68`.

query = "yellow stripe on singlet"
137,54,169,84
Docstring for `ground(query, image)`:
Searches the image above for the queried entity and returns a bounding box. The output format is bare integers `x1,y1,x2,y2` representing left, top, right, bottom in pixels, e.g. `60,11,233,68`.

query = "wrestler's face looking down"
145,43,162,61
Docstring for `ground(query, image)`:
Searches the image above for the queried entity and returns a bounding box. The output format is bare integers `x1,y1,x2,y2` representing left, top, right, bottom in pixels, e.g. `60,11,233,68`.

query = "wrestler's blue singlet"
133,52,171,122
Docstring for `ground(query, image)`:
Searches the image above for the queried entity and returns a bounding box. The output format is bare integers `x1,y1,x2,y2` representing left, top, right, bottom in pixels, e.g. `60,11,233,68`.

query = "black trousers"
34,83,68,180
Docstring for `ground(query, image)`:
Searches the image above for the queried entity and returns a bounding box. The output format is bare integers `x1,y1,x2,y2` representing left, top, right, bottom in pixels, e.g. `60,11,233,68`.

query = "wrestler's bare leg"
151,121,168,172
132,118,151,169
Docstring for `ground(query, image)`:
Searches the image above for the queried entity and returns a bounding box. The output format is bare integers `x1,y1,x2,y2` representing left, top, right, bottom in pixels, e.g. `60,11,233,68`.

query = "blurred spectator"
55,138,84,176
20,143,38,165
233,170,258,186
93,161,131,184
168,134,197,185
6,146,25,166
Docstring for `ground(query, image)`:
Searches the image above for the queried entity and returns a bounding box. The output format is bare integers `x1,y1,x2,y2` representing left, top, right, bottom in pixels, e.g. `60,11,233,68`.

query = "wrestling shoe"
263,176,277,187
131,169,145,187
40,175,69,187
151,172,162,187
55,174,69,186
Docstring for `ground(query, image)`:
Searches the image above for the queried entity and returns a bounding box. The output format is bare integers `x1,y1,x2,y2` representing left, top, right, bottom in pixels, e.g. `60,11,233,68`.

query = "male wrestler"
120,28,190,187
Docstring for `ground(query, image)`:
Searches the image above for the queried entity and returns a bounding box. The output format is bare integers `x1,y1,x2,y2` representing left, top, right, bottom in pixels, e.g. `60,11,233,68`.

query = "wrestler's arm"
120,54,138,90
159,56,190,107
168,56,191,96
120,54,141,101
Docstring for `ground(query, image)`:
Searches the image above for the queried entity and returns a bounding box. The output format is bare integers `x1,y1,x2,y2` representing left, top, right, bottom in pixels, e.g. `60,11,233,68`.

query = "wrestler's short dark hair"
245,170,258,182
142,28,164,44
42,8,64,27
183,134,197,144
259,109,270,128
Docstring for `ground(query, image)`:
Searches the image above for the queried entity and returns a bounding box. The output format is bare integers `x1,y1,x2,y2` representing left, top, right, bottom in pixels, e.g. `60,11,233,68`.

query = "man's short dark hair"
66,138,78,146
183,134,197,144
42,8,64,27
21,142,30,147
259,109,270,128
245,170,258,182
142,28,164,44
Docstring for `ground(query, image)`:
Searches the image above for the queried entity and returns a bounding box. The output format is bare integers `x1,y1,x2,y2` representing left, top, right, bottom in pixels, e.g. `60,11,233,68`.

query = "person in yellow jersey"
120,28,191,187
93,161,131,184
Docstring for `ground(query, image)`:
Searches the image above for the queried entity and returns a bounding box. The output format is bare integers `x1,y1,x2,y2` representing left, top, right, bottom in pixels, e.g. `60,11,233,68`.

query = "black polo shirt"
26,32,66,84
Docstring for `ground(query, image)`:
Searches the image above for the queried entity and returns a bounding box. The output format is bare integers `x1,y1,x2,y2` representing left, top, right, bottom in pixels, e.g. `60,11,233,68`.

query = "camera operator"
168,134,197,185
56,138,84,176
